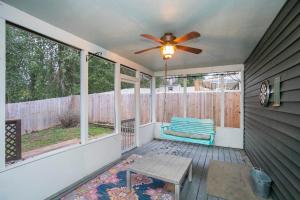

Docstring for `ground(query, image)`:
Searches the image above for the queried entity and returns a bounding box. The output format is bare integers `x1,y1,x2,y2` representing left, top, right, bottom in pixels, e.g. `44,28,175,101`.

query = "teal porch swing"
160,117,215,145
159,61,215,145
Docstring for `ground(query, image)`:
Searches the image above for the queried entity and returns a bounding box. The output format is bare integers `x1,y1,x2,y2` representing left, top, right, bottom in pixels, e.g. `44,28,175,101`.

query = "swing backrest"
169,117,215,135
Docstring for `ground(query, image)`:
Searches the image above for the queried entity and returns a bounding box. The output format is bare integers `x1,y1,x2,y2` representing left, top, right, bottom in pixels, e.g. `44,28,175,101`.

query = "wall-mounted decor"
273,76,281,107
259,80,270,106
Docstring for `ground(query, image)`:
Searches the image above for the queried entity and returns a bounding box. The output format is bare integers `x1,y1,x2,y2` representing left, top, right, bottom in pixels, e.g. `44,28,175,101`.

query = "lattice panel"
5,120,21,162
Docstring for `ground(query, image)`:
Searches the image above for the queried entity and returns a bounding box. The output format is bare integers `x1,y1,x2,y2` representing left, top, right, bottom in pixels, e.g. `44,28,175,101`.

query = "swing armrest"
161,125,171,133
161,125,170,129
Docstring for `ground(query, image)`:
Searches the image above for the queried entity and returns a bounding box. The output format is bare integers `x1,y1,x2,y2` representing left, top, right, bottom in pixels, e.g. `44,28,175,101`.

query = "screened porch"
0,1,299,200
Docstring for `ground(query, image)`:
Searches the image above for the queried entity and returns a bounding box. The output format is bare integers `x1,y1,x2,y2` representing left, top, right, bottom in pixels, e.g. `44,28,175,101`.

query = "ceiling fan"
134,31,202,59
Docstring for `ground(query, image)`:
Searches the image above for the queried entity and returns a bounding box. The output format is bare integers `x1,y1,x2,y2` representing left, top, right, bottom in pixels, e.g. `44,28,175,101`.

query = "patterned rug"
62,154,174,200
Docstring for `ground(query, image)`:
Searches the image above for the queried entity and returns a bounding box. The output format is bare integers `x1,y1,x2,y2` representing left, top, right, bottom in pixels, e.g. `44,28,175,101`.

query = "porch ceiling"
2,0,285,71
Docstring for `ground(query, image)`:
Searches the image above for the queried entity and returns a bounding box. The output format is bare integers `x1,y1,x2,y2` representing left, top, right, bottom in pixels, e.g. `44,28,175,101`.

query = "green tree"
6,24,80,103
88,56,114,94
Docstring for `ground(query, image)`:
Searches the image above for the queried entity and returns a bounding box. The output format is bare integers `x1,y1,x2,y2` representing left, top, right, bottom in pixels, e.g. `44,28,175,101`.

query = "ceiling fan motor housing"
161,33,176,43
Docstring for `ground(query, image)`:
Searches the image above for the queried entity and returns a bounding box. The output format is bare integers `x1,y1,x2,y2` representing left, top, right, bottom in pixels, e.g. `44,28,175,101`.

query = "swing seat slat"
160,117,215,145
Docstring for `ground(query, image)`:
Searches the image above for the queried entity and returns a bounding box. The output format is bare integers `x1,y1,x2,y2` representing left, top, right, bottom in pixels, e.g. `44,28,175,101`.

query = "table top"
128,154,192,184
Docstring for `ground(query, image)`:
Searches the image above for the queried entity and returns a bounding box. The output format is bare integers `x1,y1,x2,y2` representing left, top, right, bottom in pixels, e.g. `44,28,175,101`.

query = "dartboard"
259,80,270,106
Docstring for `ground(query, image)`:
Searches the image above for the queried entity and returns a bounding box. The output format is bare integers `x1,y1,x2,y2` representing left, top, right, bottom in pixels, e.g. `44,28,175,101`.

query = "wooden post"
114,63,121,134
80,50,89,144
151,76,156,123
0,18,6,169
15,120,21,160
135,71,141,147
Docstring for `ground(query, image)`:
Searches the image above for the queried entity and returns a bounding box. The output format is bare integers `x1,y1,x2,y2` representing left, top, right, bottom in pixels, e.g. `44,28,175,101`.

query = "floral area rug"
62,154,174,200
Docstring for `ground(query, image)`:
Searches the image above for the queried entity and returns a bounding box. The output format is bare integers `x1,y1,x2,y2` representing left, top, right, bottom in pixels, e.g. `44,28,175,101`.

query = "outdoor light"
161,44,175,59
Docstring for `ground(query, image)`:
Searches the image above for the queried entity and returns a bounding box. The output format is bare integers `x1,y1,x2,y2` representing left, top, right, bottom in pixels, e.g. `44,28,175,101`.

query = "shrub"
58,111,80,128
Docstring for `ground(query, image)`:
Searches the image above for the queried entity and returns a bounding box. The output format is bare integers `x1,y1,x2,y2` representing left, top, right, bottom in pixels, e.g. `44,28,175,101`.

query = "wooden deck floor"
124,139,252,200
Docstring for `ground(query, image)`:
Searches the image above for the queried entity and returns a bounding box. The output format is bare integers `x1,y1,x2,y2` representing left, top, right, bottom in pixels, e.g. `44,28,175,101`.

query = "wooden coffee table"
127,154,192,200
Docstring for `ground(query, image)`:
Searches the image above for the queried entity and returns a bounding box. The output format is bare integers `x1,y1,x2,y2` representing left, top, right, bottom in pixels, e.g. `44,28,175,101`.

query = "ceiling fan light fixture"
161,45,175,59
135,32,202,58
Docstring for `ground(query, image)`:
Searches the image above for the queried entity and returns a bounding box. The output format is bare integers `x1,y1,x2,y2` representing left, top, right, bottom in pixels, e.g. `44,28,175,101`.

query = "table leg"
127,170,131,192
175,184,180,200
188,163,192,182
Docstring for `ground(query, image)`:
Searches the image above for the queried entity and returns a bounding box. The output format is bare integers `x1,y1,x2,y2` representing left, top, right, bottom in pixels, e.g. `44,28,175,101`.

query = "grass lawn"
22,124,113,152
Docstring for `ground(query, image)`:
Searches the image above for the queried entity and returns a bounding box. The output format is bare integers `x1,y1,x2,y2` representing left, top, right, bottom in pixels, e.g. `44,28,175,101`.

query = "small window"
88,55,115,139
224,72,241,91
140,73,152,124
5,23,81,164
121,65,136,77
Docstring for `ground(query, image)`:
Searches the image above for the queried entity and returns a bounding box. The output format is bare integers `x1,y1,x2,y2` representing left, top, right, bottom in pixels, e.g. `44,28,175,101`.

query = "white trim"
114,63,121,134
80,50,89,144
139,122,155,128
0,1,153,76
240,68,245,130
0,18,5,170
151,77,156,123
0,133,118,173
120,74,139,83
154,64,244,76
135,71,141,147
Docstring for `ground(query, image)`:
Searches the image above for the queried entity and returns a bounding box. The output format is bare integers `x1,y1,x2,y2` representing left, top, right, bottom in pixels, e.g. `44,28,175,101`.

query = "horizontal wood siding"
244,1,300,199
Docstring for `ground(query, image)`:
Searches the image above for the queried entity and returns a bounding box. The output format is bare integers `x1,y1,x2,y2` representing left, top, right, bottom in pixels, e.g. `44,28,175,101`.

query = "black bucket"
250,168,272,198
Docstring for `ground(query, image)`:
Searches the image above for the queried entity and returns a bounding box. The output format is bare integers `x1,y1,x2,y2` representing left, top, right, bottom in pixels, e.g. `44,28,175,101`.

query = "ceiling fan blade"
176,45,202,54
174,31,200,44
141,34,164,44
134,46,162,54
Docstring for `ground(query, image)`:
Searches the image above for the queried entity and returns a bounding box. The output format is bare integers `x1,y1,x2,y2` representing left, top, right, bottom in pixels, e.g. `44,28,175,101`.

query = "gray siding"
244,0,300,199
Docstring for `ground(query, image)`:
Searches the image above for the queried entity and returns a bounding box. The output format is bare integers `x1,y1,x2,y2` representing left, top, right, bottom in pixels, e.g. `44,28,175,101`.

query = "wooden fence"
6,96,79,134
5,91,240,134
156,92,240,128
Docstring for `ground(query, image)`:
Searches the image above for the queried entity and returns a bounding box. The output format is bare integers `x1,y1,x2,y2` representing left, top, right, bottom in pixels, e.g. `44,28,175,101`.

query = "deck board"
218,147,225,162
229,148,238,163
124,139,251,200
182,144,203,199
197,146,213,200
